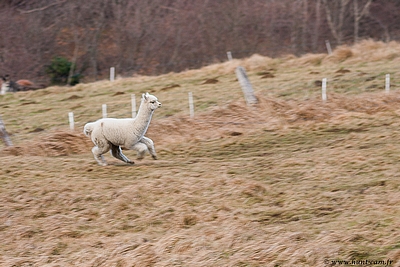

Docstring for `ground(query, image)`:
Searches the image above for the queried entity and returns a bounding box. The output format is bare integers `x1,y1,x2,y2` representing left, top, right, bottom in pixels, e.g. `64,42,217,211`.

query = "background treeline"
1,0,399,84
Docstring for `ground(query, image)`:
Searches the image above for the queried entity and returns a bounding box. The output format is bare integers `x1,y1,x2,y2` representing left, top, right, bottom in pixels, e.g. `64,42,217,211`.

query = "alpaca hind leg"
140,136,157,160
92,145,109,166
110,144,134,164
91,137,111,166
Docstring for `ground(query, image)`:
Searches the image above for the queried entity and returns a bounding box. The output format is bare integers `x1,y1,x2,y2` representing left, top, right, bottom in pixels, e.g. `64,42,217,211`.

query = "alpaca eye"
150,101,155,104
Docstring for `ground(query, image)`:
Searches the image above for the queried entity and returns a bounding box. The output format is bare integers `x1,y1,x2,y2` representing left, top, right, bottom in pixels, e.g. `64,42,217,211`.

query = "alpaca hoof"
128,160,135,165
98,162,107,166
152,155,158,160
136,156,144,160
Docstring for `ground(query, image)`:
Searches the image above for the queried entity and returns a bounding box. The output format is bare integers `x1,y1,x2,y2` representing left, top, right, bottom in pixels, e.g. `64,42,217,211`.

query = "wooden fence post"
235,66,258,105
227,51,233,61
325,40,333,55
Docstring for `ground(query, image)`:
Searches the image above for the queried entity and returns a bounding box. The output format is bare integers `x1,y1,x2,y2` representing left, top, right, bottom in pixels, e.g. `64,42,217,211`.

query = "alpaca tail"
83,122,95,137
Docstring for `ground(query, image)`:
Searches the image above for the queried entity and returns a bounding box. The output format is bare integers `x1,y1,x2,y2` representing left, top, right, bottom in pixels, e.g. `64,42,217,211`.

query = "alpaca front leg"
92,146,108,166
132,142,148,160
140,136,158,160
110,144,134,164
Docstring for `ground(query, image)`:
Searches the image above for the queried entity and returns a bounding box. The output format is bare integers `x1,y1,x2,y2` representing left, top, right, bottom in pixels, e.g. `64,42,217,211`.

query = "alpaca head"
142,92,162,111
1,75,11,94
2,75,10,82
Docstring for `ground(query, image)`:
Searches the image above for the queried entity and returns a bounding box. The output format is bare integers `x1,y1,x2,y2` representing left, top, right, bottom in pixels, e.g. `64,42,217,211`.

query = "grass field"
0,40,400,266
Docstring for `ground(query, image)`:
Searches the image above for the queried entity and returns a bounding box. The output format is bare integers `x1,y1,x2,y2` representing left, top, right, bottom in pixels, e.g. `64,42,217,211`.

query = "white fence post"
0,115,13,146
188,92,194,118
322,78,327,102
68,112,74,131
131,94,137,118
385,74,390,93
227,51,233,61
110,67,115,82
102,104,107,118
235,66,258,105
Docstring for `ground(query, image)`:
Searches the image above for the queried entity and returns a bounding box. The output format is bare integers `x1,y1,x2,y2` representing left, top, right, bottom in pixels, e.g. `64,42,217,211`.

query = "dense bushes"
46,57,81,86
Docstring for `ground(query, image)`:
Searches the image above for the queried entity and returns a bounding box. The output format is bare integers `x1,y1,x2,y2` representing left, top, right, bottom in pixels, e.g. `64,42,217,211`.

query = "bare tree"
368,1,400,42
353,0,373,43
1,0,400,83
301,0,309,53
312,0,322,52
322,0,351,45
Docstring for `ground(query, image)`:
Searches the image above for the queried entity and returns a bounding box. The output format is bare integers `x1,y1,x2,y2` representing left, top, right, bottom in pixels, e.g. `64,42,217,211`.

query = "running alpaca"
84,92,161,166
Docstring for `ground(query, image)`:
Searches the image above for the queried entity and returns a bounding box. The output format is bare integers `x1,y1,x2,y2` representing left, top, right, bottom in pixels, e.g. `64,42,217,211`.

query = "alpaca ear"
142,93,146,100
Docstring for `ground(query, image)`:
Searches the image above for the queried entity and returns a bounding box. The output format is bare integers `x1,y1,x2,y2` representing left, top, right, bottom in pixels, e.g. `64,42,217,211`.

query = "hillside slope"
0,40,400,267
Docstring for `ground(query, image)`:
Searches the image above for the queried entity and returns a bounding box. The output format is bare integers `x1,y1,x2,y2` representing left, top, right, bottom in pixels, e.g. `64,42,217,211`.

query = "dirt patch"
160,84,180,91
314,80,323,87
29,127,45,133
62,95,83,101
201,78,219,84
112,91,125,96
20,101,37,105
335,69,351,74
258,71,275,78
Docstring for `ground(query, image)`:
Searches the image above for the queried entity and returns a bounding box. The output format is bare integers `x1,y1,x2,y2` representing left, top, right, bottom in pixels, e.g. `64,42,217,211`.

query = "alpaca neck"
133,101,154,136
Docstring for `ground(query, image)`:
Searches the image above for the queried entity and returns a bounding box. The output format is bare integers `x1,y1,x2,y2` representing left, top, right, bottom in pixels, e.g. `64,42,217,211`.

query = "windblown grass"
0,40,400,267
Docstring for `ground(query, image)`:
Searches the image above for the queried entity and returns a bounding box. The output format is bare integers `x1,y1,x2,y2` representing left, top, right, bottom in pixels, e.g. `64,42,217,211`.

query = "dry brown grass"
1,41,400,267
